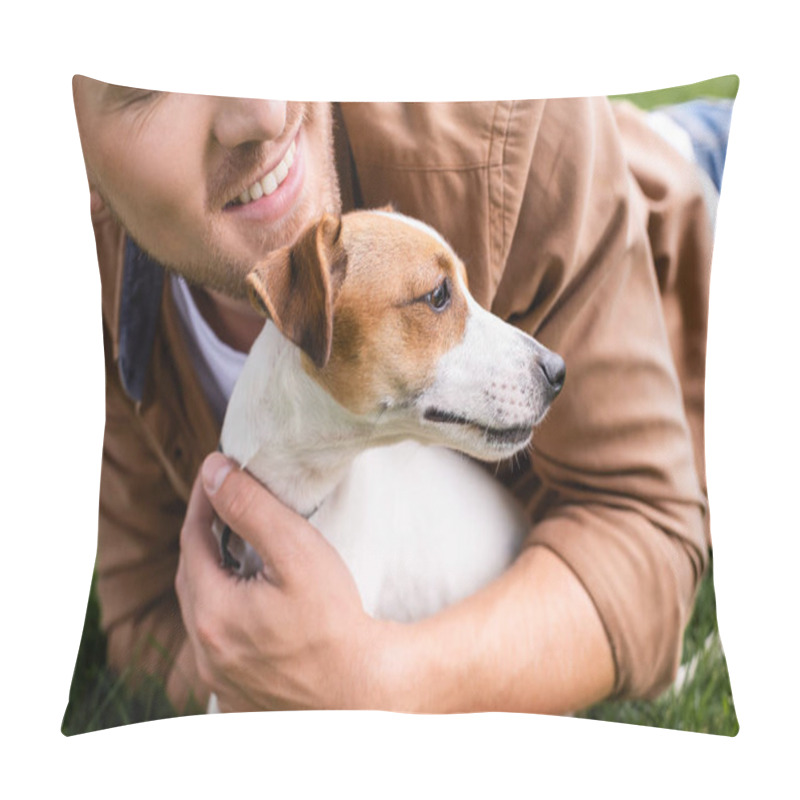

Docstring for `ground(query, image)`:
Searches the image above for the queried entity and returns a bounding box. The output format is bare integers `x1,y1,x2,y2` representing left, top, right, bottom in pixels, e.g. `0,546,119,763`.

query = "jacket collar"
117,237,165,404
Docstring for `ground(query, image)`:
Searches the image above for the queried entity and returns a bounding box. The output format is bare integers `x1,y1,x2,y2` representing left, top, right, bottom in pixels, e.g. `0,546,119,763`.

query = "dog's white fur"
221,325,529,619
207,211,563,711
218,209,563,616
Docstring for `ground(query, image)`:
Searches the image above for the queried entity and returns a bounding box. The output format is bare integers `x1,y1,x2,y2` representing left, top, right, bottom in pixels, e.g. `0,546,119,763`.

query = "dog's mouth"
423,407,533,447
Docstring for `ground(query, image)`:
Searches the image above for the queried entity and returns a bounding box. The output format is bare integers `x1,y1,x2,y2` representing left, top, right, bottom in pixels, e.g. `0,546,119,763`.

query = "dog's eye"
425,278,451,312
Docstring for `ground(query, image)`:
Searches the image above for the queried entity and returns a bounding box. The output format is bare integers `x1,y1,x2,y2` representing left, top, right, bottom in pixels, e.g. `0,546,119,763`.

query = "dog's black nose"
539,351,566,396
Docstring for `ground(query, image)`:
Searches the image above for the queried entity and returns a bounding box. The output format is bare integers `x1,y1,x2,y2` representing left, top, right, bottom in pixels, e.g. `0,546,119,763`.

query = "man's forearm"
373,545,615,714
178,458,616,715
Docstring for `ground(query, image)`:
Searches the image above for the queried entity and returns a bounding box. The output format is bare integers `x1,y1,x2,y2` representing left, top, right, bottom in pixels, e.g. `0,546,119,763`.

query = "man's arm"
96,333,209,713
378,545,615,714
174,98,711,712
176,452,615,713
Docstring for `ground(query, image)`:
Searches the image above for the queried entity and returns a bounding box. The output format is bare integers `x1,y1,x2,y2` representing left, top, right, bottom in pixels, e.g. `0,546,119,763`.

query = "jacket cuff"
525,501,706,699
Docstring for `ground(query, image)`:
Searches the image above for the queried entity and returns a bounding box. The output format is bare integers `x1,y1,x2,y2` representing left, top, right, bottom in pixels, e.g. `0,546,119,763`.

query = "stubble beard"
104,102,343,302
194,102,342,300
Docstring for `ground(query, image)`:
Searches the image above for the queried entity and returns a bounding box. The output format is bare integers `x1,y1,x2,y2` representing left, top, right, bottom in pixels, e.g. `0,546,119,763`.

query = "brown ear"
246,214,347,369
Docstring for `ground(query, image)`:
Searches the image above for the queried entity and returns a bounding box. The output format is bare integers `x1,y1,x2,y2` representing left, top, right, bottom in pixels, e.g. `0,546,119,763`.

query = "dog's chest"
311,442,527,621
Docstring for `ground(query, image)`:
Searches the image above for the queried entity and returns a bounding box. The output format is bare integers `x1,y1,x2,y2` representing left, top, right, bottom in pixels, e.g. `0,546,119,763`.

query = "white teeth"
273,160,288,185
262,173,278,196
249,181,264,201
236,138,298,206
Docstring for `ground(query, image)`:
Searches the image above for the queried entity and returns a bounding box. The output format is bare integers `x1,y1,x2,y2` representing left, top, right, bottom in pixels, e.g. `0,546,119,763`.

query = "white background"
1,0,797,796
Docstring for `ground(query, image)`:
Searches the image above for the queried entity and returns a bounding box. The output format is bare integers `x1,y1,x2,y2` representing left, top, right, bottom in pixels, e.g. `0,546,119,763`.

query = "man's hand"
175,452,388,712
177,451,615,715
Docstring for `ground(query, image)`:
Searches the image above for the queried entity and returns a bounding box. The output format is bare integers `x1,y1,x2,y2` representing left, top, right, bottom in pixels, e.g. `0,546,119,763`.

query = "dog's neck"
221,322,383,517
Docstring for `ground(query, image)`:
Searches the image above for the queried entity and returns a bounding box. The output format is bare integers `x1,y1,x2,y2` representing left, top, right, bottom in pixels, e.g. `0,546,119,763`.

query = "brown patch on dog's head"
246,214,347,368
304,211,470,415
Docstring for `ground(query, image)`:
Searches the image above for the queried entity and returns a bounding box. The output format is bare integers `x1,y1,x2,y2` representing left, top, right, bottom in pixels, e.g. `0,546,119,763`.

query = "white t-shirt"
170,274,248,424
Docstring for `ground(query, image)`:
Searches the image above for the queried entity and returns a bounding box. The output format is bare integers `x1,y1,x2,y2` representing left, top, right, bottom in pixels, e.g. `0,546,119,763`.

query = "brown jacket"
92,98,712,711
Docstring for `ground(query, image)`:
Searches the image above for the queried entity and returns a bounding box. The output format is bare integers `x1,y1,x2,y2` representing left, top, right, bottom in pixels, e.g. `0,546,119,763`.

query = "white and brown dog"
216,209,565,623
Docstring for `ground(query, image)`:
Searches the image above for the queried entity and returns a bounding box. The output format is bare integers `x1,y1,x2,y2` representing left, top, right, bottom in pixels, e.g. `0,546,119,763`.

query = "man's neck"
189,285,264,353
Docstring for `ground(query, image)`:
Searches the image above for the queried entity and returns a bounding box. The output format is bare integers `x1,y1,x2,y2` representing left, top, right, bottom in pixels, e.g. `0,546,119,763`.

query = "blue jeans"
660,98,733,193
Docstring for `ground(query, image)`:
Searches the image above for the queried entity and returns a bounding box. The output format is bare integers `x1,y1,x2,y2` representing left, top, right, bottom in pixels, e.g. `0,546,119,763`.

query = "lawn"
63,76,740,736
611,74,739,109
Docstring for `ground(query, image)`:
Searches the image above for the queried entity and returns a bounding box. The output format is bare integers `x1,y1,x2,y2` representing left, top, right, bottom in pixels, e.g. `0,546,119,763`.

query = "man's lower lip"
223,135,305,224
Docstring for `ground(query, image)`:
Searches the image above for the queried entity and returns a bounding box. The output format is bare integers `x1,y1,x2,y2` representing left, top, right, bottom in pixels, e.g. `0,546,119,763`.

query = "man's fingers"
201,451,317,586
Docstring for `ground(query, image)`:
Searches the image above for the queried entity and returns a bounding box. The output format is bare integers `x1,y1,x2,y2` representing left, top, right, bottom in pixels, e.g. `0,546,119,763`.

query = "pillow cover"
63,76,738,734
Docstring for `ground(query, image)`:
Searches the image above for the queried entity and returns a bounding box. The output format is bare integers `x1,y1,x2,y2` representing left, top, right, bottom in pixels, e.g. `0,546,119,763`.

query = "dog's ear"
246,214,347,369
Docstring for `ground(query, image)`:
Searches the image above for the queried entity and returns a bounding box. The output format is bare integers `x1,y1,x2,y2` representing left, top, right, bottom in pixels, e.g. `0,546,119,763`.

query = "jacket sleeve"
493,98,710,699
340,97,711,700
96,320,208,712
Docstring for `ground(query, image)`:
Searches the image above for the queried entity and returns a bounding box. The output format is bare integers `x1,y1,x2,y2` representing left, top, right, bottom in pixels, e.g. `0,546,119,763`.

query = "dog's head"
246,210,565,461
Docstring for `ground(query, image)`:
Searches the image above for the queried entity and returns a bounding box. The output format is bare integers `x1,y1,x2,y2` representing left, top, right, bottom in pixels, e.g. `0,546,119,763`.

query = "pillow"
63,76,738,735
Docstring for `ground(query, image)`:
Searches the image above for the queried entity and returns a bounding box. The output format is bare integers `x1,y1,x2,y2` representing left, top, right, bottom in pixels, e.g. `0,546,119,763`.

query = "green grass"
63,78,740,735
611,74,739,109
61,574,202,735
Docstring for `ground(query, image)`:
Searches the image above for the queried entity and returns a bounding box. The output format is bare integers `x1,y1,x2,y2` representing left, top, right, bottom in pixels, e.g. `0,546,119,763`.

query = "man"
72,77,716,714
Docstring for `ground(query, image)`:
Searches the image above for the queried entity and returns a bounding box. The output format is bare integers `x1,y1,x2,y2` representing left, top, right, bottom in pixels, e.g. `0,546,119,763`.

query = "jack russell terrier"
214,209,565,625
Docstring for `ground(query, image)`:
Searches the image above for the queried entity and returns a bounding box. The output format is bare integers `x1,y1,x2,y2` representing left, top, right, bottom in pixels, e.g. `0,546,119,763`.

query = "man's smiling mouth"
225,138,297,208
